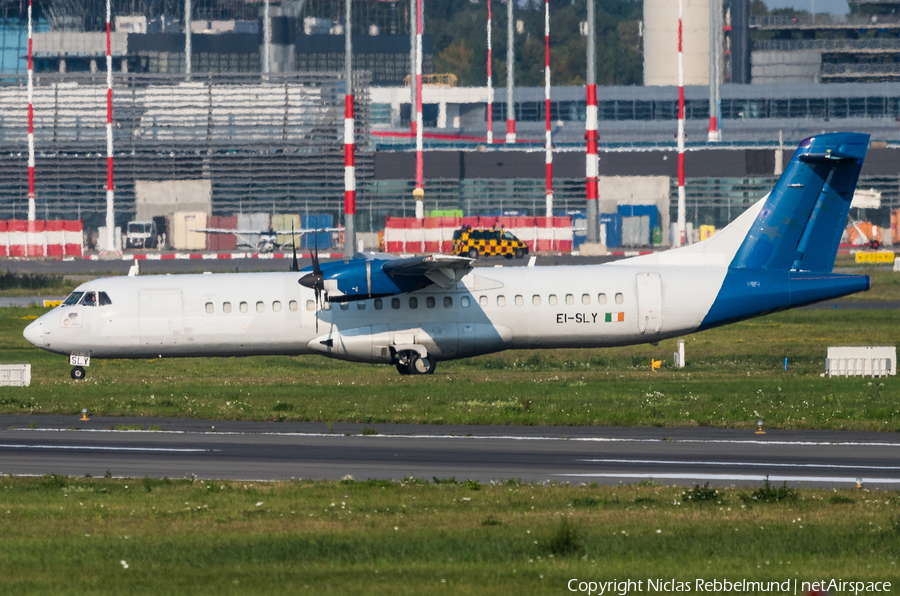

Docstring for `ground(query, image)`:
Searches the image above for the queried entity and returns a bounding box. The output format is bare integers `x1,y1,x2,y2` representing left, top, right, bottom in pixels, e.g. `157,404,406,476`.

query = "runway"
2,416,900,488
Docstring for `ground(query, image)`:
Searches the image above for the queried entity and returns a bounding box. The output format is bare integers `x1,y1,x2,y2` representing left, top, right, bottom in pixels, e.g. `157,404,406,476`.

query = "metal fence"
0,71,372,227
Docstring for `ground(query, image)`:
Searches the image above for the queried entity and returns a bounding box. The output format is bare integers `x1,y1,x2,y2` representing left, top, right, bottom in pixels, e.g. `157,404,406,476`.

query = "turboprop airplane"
24,133,872,379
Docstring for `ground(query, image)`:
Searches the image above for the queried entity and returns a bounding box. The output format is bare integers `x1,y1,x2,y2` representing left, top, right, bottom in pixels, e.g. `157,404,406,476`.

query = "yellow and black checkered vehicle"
451,228,529,259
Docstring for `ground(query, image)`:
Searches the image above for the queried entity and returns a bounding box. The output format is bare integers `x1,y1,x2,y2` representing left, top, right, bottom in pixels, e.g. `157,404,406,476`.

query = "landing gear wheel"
71,366,86,380
396,363,411,376
407,354,437,375
467,248,479,259
515,248,525,259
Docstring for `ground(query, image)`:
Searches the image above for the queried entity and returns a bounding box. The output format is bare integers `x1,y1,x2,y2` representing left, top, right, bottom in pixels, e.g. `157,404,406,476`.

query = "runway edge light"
80,408,89,421
755,419,765,435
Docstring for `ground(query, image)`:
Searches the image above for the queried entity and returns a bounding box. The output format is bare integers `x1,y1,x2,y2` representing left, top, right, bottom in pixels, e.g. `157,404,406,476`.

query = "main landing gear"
71,366,86,380
394,350,437,376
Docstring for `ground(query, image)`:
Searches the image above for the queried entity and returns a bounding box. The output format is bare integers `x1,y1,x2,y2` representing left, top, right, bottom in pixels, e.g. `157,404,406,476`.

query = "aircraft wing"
382,254,474,289
300,253,474,301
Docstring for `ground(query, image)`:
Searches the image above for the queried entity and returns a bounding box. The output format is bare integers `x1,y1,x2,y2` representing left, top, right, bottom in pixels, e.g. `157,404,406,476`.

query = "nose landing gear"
70,366,86,380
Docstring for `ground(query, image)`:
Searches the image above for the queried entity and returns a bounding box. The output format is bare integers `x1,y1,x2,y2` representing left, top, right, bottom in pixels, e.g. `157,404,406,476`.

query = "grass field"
2,302,899,430
0,475,897,595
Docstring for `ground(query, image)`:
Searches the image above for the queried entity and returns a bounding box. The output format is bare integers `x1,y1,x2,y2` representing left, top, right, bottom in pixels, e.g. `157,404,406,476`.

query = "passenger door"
636,273,662,335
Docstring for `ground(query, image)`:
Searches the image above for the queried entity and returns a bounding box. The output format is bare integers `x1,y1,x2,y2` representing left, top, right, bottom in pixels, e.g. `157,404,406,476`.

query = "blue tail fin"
730,132,868,273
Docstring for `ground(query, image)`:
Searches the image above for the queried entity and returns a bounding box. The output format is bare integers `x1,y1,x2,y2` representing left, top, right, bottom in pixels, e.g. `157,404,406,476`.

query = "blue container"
598,213,622,248
300,214,334,250
617,204,659,232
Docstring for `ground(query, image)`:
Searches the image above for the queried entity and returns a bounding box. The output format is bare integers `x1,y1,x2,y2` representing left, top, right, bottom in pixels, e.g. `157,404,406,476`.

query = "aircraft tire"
71,366,86,380
407,354,436,375
396,363,411,376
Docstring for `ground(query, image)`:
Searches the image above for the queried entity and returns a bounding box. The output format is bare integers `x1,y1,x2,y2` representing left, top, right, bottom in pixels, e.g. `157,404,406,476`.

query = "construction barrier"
855,251,895,264
384,216,573,254
0,220,83,257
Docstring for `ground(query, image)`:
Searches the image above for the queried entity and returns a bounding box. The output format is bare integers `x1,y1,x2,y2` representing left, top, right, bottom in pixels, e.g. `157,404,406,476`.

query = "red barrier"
26,220,45,257
63,220,83,256
0,220,7,257
44,220,65,256
8,220,27,257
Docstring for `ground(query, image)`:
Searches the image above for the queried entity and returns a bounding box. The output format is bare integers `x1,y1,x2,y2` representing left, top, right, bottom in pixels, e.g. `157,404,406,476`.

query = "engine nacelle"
317,259,423,303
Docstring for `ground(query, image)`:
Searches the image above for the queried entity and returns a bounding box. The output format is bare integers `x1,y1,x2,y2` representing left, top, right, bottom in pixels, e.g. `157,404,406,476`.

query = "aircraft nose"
23,319,43,347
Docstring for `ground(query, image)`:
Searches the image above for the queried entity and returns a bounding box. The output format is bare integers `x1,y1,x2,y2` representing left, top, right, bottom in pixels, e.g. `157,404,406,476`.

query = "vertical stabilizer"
730,133,868,273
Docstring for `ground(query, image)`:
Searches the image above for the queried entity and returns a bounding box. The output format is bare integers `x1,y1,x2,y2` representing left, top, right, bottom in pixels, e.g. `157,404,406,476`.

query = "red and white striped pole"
585,0,599,243
543,0,552,218
26,0,35,222
486,0,493,144
505,0,515,143
413,0,424,218
343,0,356,257
676,0,686,248
104,0,116,253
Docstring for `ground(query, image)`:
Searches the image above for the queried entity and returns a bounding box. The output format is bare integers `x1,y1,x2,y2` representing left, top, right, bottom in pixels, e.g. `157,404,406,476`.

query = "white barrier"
826,346,896,377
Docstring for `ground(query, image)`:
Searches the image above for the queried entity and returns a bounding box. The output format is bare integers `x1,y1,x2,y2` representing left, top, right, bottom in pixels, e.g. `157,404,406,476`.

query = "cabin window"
63,291,84,306
582,294,591,305
444,296,453,308
256,301,265,313
223,302,232,313
391,298,400,310
374,298,383,310
357,302,366,310
98,292,112,306
479,296,488,307
409,297,418,309
79,292,97,306
240,302,248,313
426,297,435,308
273,301,282,312
598,293,607,304
305,300,315,312
461,296,470,308
289,300,298,312
515,295,524,307
205,302,214,314
615,293,624,304
565,294,574,305
497,295,506,307
340,303,349,310
549,294,558,306
533,295,541,306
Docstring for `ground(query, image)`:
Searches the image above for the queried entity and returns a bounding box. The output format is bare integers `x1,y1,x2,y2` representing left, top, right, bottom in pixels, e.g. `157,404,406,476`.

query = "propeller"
298,230,325,331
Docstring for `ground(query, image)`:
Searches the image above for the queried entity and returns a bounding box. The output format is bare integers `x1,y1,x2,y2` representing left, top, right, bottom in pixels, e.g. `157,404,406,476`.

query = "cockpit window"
79,292,97,306
98,292,112,306
63,292,84,306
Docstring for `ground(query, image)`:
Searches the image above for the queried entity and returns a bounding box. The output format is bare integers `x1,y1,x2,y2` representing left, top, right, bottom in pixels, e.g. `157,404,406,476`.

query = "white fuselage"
26,263,727,364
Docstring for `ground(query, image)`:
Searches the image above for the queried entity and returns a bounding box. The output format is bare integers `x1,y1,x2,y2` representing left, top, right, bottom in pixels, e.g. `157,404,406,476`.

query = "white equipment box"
0,364,32,387
826,346,896,377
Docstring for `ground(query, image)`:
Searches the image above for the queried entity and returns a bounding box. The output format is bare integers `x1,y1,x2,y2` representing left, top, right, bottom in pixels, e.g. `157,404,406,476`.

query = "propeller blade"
312,230,322,276
290,221,299,272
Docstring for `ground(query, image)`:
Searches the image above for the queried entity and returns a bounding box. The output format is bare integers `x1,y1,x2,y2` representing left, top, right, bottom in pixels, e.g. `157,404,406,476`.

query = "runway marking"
556,473,900,484
0,444,209,453
13,428,900,447
577,458,900,471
